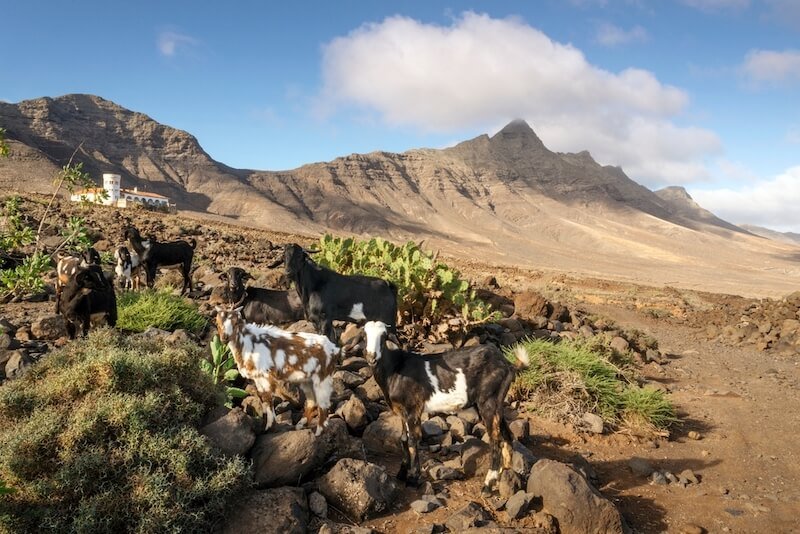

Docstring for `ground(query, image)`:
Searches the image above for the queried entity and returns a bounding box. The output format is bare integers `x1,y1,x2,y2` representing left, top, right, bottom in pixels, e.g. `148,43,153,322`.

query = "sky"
1,0,799,232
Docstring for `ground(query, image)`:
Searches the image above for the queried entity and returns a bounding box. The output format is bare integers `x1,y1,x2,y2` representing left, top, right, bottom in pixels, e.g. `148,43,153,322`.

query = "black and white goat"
58,264,117,339
114,245,144,291
215,267,304,325
54,247,102,313
124,226,195,295
270,243,398,341
215,303,339,435
360,320,529,494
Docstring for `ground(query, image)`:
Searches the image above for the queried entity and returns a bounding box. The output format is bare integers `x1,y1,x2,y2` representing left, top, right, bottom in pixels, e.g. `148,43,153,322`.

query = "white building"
71,173,173,210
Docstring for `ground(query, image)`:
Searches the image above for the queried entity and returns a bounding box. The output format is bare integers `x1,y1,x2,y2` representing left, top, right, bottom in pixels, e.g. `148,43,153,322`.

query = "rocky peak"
490,119,546,151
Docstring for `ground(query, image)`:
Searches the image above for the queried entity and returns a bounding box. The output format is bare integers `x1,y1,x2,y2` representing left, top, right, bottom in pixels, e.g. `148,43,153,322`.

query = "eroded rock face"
317,458,399,522
31,314,67,340
527,459,628,534
222,486,308,534
251,429,324,488
200,407,256,457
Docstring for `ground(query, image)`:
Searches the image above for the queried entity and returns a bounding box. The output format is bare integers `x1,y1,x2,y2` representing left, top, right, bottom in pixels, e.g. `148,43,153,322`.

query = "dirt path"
580,304,800,533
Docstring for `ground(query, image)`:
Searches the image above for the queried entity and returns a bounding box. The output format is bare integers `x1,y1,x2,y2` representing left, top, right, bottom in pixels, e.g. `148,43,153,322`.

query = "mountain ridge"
1,94,799,297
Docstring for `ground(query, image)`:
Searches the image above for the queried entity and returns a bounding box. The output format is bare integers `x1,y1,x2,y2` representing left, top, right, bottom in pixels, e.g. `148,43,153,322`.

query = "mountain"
740,225,800,246
2,94,799,297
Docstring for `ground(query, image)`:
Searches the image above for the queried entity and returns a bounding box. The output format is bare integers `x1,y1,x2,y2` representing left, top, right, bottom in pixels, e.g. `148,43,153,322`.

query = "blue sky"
2,0,799,231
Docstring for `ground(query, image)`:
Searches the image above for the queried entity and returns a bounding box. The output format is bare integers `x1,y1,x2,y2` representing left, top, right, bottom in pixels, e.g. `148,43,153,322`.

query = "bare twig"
34,142,84,253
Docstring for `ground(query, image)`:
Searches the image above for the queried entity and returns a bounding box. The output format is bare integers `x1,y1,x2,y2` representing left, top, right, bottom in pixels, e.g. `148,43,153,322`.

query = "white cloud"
689,166,800,232
595,22,648,46
740,49,800,85
157,31,198,57
317,12,721,186
680,0,750,11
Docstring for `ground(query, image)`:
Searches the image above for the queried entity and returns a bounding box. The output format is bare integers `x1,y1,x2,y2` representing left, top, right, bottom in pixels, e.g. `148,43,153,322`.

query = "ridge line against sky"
1,1,798,232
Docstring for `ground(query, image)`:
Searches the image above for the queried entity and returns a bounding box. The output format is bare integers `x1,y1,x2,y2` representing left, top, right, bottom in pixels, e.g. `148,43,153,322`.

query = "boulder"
222,487,308,534
461,438,491,478
514,291,551,320
31,314,67,340
317,458,399,522
362,412,404,454
527,459,627,534
200,407,256,456
506,490,535,520
251,429,327,487
354,376,384,403
4,350,31,379
340,394,369,433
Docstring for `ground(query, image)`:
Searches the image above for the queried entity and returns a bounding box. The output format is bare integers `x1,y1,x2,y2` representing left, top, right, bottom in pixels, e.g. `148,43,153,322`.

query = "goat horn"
304,248,320,254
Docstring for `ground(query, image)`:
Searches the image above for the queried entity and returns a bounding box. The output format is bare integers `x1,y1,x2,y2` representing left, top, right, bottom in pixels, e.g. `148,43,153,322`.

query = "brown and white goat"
215,304,339,435
361,320,529,494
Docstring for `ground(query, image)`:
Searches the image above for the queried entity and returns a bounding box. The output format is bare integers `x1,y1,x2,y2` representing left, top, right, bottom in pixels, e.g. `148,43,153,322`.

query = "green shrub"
0,329,249,533
200,336,249,408
117,289,208,334
316,234,499,323
507,338,676,432
0,251,51,300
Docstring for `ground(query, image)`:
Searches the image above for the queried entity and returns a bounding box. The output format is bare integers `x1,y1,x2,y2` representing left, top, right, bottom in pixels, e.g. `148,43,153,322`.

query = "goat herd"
52,227,529,495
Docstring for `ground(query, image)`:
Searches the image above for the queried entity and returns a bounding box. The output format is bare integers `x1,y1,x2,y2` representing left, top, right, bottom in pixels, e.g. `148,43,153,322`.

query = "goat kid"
54,248,102,313
215,304,339,435
114,245,144,291
361,320,529,494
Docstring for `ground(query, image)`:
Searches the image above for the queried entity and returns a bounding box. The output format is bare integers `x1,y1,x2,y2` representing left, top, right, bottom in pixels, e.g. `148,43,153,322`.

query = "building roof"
71,188,107,195
121,188,169,200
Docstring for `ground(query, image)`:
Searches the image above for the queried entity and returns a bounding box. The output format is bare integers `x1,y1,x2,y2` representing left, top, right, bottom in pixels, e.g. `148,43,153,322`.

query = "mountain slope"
1,94,799,297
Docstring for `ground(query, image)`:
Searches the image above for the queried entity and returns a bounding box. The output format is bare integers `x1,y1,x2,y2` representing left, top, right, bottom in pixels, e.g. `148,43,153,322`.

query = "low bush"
507,337,676,433
117,289,208,334
316,234,499,323
0,329,249,533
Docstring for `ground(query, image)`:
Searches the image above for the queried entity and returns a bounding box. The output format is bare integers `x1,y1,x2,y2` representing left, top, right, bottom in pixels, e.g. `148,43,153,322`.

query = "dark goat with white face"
124,226,195,295
361,320,529,494
271,243,398,341
216,267,304,325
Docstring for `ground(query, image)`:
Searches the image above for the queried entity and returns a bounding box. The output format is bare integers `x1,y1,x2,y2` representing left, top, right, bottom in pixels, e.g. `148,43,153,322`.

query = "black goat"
59,264,117,339
269,243,398,341
359,321,529,494
124,226,195,295
215,267,304,325
54,247,102,313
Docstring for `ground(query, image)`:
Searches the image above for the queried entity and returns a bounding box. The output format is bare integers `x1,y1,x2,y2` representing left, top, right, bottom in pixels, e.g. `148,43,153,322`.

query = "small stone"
679,469,699,485
429,464,463,481
309,491,328,518
457,407,480,425
628,457,655,477
650,471,668,485
509,419,529,441
410,499,439,513
446,415,470,440
665,471,679,484
688,431,702,440
701,450,711,457
505,490,534,520
422,417,447,439
582,413,604,434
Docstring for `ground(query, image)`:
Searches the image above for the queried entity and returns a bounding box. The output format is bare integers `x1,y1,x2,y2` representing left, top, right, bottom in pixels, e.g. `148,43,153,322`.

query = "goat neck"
363,321,403,392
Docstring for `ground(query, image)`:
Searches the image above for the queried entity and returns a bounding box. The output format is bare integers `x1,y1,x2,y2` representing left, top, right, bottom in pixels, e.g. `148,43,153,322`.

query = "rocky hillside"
739,224,800,246
3,94,800,297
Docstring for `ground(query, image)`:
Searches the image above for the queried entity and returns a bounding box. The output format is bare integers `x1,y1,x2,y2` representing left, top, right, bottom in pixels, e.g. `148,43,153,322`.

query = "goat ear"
386,332,401,351
219,272,228,282
234,306,244,314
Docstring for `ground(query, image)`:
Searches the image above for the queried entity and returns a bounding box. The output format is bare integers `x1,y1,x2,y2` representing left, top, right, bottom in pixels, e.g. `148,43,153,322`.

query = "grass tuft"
0,329,248,533
117,289,208,334
506,337,676,432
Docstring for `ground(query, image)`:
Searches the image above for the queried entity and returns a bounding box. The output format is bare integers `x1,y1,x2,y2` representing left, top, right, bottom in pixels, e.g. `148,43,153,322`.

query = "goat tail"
189,238,197,249
512,345,530,369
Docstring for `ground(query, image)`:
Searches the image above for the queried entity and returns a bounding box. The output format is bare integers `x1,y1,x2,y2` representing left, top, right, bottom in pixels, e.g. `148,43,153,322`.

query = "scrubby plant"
0,127,8,158
117,289,208,334
506,338,676,433
0,329,249,533
316,234,499,323
200,335,249,408
0,197,34,252
59,216,94,254
0,251,51,300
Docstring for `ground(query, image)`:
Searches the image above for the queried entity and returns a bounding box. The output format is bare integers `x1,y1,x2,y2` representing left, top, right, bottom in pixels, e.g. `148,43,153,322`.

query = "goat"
124,226,195,295
214,267,304,325
59,264,117,339
359,320,529,494
269,243,397,341
114,245,144,291
54,247,102,313
214,303,339,435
